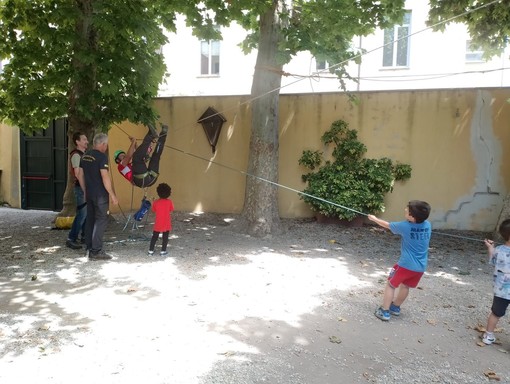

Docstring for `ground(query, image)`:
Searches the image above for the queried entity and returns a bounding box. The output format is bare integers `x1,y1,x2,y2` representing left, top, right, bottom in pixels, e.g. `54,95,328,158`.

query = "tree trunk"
242,1,284,236
58,133,77,218
59,0,97,217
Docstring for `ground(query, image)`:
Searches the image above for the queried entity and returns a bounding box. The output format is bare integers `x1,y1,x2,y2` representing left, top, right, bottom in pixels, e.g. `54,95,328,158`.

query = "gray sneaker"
89,250,112,260
482,332,496,345
147,124,158,139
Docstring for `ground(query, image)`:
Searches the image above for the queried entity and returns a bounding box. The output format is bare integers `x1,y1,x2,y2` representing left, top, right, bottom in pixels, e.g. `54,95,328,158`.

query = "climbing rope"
111,124,495,245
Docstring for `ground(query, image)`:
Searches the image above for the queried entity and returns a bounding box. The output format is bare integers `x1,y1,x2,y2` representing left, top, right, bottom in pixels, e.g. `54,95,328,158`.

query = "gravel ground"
0,206,508,383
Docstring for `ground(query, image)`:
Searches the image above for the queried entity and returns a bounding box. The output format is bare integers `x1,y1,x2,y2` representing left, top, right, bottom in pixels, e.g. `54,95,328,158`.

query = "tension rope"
115,123,493,244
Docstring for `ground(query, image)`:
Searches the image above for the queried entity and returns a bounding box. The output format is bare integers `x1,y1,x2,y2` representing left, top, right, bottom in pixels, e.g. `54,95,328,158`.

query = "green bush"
299,119,412,220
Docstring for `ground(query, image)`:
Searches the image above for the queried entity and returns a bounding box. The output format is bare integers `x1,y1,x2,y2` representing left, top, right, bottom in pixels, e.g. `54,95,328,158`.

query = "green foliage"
427,0,510,59
298,149,322,170
299,119,412,220
393,163,412,181
0,0,219,134
285,0,406,84
0,0,409,134
227,0,407,84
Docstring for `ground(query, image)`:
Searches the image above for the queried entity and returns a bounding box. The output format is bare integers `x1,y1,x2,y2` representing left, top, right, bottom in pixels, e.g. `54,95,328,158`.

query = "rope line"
431,231,486,243
113,118,494,245
166,143,367,216
285,66,510,83
164,143,496,244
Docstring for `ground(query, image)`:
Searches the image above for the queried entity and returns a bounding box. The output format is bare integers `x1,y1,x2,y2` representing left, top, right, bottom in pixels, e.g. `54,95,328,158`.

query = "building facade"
158,0,509,97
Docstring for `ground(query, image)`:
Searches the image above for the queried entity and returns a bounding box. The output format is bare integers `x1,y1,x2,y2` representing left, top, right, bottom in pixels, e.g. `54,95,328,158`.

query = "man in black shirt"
77,133,118,260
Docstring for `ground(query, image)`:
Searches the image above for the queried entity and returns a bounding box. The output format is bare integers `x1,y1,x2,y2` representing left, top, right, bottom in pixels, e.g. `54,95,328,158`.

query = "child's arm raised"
368,214,390,229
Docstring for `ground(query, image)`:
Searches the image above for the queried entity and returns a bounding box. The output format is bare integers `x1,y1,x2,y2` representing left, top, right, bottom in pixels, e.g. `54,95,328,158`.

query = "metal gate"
20,118,68,211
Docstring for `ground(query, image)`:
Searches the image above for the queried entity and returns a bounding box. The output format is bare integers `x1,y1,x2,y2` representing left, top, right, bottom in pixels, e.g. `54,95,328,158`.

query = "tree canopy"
0,0,217,134
0,0,409,235
427,0,510,58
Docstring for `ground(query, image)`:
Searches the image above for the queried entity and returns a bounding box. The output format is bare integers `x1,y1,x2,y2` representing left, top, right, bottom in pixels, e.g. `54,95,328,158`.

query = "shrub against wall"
299,119,412,220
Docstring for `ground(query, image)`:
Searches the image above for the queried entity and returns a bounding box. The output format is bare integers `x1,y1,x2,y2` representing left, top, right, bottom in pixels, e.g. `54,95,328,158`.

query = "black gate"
20,118,68,211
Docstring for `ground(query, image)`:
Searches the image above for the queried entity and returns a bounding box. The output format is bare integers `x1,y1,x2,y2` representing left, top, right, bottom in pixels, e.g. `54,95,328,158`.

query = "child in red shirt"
148,183,174,256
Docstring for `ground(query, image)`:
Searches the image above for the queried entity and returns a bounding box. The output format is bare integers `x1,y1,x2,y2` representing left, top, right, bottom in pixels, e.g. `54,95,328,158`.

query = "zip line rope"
113,123,365,217
113,123,491,244
164,143,493,244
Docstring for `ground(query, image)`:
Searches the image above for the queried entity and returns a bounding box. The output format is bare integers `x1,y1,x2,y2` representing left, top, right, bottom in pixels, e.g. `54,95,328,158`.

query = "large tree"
0,0,216,216
0,0,406,230
427,0,510,237
208,0,406,235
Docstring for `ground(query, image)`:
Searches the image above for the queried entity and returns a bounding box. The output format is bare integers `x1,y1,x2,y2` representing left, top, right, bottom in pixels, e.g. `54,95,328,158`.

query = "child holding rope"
368,200,431,321
148,183,174,256
481,219,510,345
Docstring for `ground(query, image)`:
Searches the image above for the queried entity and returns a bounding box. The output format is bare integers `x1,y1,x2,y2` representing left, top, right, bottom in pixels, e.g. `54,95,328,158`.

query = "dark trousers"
149,231,169,252
132,131,167,188
85,194,109,252
68,185,87,242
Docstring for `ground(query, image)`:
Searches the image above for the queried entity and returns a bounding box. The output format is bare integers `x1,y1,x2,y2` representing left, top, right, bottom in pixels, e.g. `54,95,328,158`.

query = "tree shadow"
0,208,496,383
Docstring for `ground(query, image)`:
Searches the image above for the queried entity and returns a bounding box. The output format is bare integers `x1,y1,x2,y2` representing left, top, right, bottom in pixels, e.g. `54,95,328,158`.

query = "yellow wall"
0,123,20,206
2,89,509,231
109,96,252,217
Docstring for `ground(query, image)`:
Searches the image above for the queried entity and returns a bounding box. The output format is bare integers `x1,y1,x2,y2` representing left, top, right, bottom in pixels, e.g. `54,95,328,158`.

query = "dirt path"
0,207,507,383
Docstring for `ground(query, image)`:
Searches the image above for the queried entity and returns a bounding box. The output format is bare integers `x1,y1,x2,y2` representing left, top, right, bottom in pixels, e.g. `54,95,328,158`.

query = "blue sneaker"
375,307,390,321
389,303,401,316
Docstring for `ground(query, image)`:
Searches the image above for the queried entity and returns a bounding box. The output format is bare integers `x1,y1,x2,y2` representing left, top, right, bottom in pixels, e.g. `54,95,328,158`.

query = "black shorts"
491,296,510,318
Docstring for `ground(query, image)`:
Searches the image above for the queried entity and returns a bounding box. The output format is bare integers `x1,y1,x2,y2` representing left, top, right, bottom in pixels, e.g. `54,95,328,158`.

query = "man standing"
66,132,88,250
77,132,118,260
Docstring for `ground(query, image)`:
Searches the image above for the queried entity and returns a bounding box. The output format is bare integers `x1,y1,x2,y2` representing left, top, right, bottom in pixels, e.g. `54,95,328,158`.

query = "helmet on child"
114,150,125,163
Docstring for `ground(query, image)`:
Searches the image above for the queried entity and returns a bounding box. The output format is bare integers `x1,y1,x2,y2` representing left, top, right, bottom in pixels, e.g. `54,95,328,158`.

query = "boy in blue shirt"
368,200,431,321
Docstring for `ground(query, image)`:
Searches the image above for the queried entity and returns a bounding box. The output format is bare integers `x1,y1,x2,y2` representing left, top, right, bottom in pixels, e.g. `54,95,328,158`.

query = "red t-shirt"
118,163,133,182
152,198,174,232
